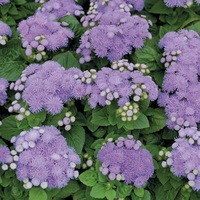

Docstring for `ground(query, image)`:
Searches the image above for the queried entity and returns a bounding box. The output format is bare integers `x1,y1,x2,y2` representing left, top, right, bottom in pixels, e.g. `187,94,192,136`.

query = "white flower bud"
86,160,93,167
188,180,195,187
40,182,48,189
161,161,167,168
58,120,64,126
2,164,8,171
10,163,17,170
70,162,76,168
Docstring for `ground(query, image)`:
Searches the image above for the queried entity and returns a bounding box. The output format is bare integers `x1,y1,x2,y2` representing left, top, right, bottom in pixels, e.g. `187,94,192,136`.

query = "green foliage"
79,170,98,187
52,51,80,69
29,188,47,200
1,0,200,199
65,125,85,154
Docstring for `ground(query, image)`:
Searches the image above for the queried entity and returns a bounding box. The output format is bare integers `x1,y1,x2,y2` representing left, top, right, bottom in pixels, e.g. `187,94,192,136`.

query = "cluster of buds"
111,60,149,74
87,1,98,15
131,84,148,102
57,111,76,131
82,153,93,169
9,75,31,121
178,127,200,145
111,59,134,72
169,114,190,131
157,147,168,162
100,88,119,106
80,1,101,28
74,69,97,84
117,102,139,121
23,35,48,61
76,31,92,63
134,63,150,74
0,35,8,45
160,50,181,68
118,3,133,13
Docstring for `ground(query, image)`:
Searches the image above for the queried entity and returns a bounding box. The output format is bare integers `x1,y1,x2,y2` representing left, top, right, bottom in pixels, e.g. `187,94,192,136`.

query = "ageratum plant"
1,0,200,199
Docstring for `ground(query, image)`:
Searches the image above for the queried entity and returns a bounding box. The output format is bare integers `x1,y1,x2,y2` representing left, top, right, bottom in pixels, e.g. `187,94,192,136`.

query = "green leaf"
131,38,161,71
66,126,85,154
1,4,11,15
95,57,109,68
122,113,149,130
105,189,116,200
79,170,98,187
145,145,160,157
8,5,19,15
117,183,132,198
27,111,46,127
29,188,47,200
143,108,167,134
0,116,22,140
59,15,85,37
90,183,106,199
149,1,172,14
156,168,170,185
134,188,144,198
0,61,25,81
52,51,80,69
187,21,200,34
91,108,110,126
55,181,80,198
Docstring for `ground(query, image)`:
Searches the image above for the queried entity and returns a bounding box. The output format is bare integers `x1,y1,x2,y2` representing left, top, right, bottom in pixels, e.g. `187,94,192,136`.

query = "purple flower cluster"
0,146,13,164
163,127,200,191
164,0,200,7
77,11,151,62
18,12,74,61
0,126,80,189
81,0,145,29
0,0,9,5
10,61,90,114
57,111,76,131
158,30,200,130
88,67,158,108
97,135,154,187
0,78,9,105
0,21,12,45
96,0,145,13
9,61,158,122
39,0,84,18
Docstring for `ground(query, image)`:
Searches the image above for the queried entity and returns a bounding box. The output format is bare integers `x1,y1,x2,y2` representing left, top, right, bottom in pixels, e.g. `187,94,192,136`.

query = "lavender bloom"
4,126,81,189
0,21,12,45
164,0,200,7
0,0,9,5
18,12,74,61
77,11,151,63
10,61,89,115
164,135,200,191
39,0,84,18
0,146,13,164
158,30,200,130
96,0,145,13
0,78,9,105
88,67,158,108
97,136,154,187
81,0,145,29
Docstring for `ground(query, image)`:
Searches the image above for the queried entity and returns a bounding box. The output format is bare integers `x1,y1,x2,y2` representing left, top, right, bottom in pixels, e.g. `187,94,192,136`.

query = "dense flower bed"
1,0,200,199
